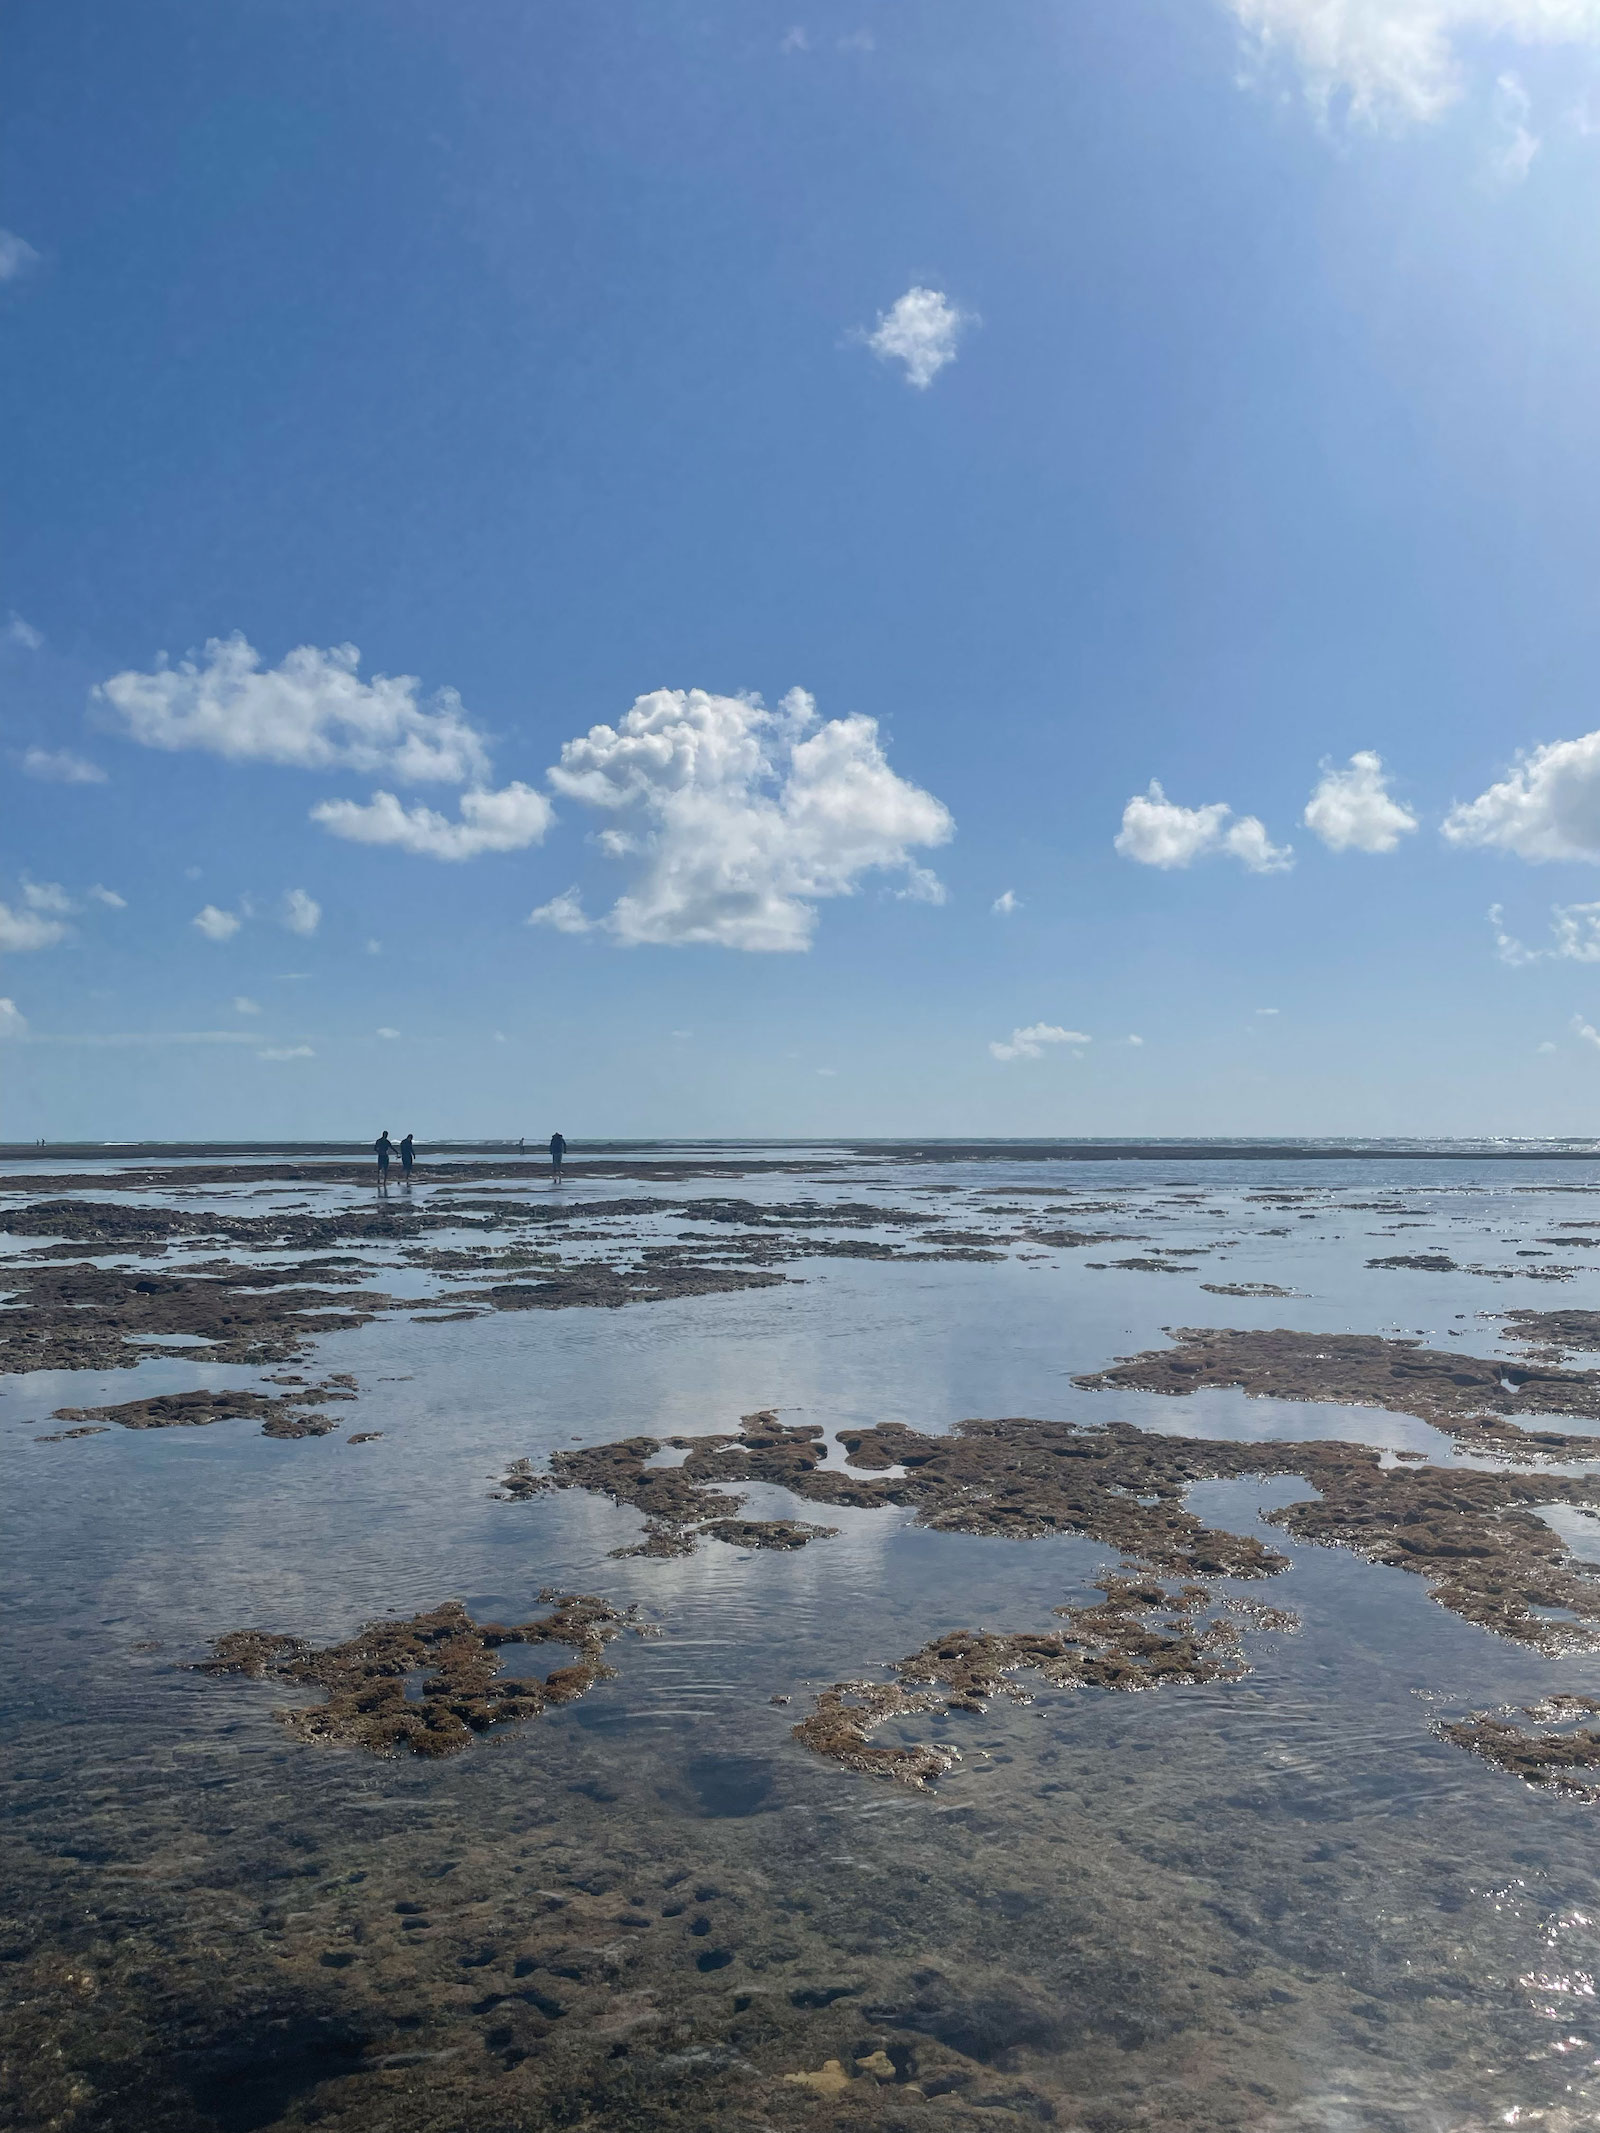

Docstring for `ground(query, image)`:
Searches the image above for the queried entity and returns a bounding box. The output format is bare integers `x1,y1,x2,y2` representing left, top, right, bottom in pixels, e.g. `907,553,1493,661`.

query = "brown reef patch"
695,1518,839,1550
50,1377,360,1437
794,1577,1294,1787
1201,1282,1297,1298
196,1594,635,1757
1437,1696,1600,1795
520,1410,1600,1648
0,1261,392,1373
1073,1325,1600,1454
1500,1309,1600,1360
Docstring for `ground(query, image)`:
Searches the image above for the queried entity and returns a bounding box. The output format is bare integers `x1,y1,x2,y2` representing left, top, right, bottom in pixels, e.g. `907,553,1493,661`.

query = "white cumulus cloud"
311,782,554,861
864,286,976,389
1574,1015,1600,1052
0,998,27,1040
545,687,953,951
1304,750,1418,852
1445,729,1600,861
1116,781,1294,872
281,887,321,935
989,1022,1092,1062
192,904,242,942
97,634,491,784
22,747,104,784
1222,0,1600,128
0,903,68,951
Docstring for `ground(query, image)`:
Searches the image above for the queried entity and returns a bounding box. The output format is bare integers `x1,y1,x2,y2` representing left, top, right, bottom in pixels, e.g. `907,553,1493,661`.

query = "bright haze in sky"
8,0,1600,1139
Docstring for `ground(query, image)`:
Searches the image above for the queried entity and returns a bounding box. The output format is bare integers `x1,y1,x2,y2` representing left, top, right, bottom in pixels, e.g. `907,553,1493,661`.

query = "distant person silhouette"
375,1130,393,1186
549,1131,566,1182
399,1133,414,1181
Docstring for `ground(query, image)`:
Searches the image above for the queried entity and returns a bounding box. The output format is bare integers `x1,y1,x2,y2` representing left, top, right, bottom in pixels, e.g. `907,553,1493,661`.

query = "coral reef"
1073,1325,1600,1452
197,1595,635,1757
1437,1696,1600,1795
520,1409,1600,1649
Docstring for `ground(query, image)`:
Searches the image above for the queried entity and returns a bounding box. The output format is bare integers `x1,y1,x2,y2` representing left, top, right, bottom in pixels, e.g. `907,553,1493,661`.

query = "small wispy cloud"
862,286,976,390
88,885,126,908
1490,901,1600,967
527,888,592,936
0,999,28,1040
895,865,947,905
1573,1016,1600,1053
7,613,43,651
992,889,1020,916
779,24,808,51
0,901,68,952
30,1029,261,1047
233,996,261,1016
20,746,106,785
376,1026,400,1039
1125,1033,1145,1046
989,1022,1091,1063
0,230,39,284
259,1044,315,1061
192,904,242,942
281,887,321,936
23,880,75,915
1493,71,1540,182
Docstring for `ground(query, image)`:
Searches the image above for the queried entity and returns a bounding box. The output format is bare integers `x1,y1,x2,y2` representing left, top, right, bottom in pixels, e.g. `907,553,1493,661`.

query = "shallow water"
6,1146,1600,2129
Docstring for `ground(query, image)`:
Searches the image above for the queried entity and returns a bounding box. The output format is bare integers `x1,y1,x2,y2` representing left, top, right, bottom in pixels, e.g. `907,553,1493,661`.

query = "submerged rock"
793,1577,1292,1787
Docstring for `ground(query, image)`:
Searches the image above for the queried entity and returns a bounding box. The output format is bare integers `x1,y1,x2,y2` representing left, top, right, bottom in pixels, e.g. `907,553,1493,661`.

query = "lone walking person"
549,1131,566,1184
375,1129,393,1186
399,1132,414,1182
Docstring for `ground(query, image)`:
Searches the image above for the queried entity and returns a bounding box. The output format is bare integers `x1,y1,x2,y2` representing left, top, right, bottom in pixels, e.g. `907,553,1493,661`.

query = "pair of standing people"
374,1131,414,1183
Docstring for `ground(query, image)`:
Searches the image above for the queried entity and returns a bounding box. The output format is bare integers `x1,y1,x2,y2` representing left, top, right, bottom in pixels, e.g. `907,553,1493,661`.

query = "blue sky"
9,0,1600,1140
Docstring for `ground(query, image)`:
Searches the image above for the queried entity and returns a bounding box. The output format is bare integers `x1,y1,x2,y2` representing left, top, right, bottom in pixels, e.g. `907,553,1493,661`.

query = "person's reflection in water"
399,1133,414,1184
549,1131,566,1184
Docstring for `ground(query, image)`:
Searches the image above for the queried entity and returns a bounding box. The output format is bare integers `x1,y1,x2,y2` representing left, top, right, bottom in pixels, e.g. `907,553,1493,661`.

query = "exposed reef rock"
1201,1282,1297,1298
196,1594,634,1757
0,1262,391,1373
50,1376,360,1437
518,1410,1600,1648
457,1262,788,1313
696,1518,840,1550
1500,1309,1600,1360
1073,1325,1600,1453
1437,1697,1600,1795
793,1578,1294,1787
